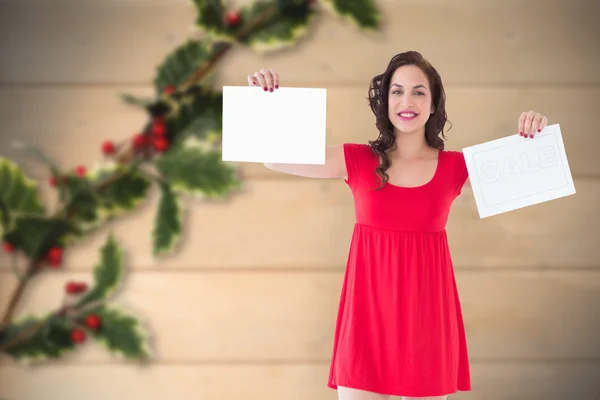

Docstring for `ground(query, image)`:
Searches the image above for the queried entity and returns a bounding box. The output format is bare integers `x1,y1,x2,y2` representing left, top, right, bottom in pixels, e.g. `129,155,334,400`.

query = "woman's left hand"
518,110,548,138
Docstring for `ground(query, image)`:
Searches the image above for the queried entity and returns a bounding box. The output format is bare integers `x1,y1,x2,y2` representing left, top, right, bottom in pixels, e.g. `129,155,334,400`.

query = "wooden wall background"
0,0,599,399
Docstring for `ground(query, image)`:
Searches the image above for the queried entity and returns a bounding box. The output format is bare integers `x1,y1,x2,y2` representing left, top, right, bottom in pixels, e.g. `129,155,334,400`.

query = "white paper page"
221,86,327,164
462,123,576,219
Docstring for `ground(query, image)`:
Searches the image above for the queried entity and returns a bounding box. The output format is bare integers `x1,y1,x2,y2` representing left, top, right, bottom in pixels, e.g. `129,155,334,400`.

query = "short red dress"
327,143,472,397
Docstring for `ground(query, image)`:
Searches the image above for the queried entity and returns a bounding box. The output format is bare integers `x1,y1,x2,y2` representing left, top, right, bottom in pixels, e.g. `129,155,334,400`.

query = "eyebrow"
391,83,428,90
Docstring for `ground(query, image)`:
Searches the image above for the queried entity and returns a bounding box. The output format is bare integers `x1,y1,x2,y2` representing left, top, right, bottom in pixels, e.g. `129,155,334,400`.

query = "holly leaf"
0,157,45,235
154,38,213,94
322,0,380,30
154,138,241,198
165,86,223,142
92,165,152,216
76,234,124,308
238,0,316,53
3,216,81,259
152,182,183,256
64,164,151,231
2,315,75,362
192,0,231,40
91,305,152,361
119,93,155,109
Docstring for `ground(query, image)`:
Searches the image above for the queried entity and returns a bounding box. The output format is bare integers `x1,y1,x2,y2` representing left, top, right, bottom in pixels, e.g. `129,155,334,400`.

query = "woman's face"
387,65,434,135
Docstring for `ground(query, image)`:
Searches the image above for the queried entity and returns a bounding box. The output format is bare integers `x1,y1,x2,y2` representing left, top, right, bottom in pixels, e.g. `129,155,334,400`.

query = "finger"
530,113,543,138
270,69,279,89
253,72,267,91
540,116,548,132
523,110,536,138
247,74,260,87
260,68,274,91
518,112,527,136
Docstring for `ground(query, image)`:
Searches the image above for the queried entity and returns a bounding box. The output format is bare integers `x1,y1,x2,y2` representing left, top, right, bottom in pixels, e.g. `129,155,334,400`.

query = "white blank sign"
462,123,576,218
221,86,327,164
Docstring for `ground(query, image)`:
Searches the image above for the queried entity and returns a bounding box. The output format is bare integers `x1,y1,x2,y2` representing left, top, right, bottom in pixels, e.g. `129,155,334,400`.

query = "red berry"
49,176,57,187
132,133,147,149
152,121,166,136
46,246,63,268
226,10,241,26
85,314,101,330
163,85,176,95
153,137,169,152
66,281,79,294
3,242,14,253
71,328,86,343
102,140,116,154
75,165,86,177
66,281,87,294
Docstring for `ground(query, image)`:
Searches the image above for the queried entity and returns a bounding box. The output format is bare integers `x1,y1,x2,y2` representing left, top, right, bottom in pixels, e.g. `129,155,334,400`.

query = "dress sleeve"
343,143,367,189
454,151,469,196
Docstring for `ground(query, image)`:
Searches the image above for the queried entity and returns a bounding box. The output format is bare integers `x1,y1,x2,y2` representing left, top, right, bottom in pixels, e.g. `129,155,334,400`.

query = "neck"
389,127,431,159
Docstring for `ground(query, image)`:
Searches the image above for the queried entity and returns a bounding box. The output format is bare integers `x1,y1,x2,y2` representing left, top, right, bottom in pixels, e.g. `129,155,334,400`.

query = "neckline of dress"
385,149,443,189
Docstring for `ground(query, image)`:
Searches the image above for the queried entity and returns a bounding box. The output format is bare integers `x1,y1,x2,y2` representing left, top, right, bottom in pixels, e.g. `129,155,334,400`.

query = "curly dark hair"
366,50,452,190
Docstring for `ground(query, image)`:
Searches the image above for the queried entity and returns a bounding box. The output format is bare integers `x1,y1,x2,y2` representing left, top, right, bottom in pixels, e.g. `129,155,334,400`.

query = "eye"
415,92,425,96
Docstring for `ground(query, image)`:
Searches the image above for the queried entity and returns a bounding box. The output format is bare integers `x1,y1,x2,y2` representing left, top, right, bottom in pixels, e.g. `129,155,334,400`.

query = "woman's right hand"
247,68,279,92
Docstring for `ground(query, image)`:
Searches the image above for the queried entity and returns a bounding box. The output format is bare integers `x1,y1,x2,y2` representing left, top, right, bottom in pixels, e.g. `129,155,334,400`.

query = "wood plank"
0,178,596,270
0,85,598,180
3,0,598,6
0,270,598,363
1,362,599,400
0,2,598,85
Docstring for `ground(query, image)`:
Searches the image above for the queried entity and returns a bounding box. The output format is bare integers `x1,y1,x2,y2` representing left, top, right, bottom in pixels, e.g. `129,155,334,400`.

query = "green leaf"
2,315,75,362
239,0,316,53
154,38,213,93
152,182,183,256
192,0,231,40
165,86,223,142
3,216,81,259
91,305,152,361
322,0,380,30
76,234,124,308
93,165,152,216
0,157,45,235
155,137,241,198
62,175,103,227
119,93,155,108
64,164,151,231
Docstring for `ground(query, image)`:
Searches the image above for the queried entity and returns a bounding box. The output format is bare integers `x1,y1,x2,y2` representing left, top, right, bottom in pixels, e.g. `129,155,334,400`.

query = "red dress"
327,143,472,397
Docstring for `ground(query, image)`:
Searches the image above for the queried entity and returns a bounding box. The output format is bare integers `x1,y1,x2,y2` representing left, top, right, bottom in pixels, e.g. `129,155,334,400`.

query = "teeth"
400,113,416,117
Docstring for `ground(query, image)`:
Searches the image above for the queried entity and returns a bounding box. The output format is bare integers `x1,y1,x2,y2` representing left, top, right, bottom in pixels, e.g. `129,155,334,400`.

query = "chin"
392,121,426,135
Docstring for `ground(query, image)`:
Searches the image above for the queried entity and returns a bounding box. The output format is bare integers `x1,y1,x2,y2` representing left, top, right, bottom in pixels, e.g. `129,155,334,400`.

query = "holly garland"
1,236,150,362
0,0,379,364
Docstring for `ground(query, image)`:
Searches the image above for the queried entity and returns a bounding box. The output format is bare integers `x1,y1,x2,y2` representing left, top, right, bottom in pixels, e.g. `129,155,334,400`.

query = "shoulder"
441,149,466,165
343,142,378,161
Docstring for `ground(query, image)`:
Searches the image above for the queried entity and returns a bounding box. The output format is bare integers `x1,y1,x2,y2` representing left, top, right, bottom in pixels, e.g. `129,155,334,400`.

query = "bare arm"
263,144,347,179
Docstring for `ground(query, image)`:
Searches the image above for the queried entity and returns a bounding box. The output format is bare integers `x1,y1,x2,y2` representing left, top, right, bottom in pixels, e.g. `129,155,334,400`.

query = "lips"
398,111,418,117
397,111,419,120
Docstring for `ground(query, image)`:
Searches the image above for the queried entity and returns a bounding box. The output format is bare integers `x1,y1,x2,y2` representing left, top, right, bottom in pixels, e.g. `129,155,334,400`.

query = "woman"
247,51,548,400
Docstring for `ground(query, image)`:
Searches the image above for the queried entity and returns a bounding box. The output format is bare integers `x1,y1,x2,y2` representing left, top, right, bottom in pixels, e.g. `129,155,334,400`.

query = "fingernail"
275,85,279,89
519,132,523,136
269,88,273,92
537,128,541,132
263,87,267,91
529,134,534,138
